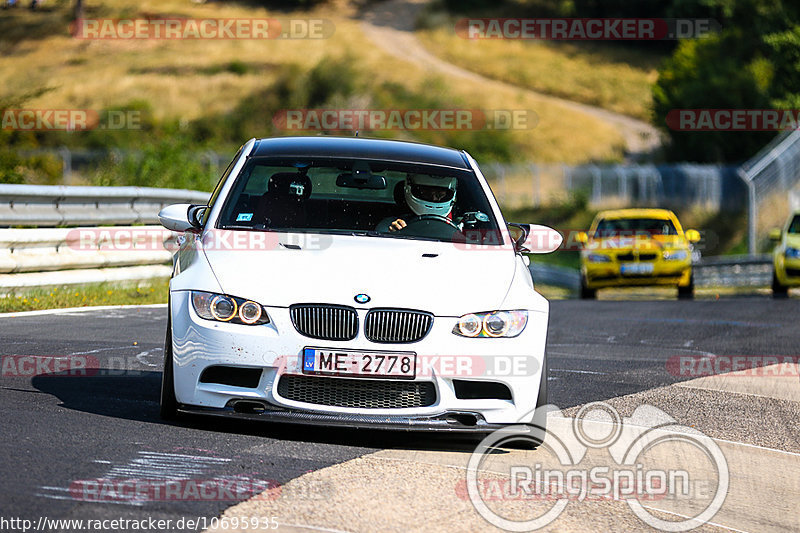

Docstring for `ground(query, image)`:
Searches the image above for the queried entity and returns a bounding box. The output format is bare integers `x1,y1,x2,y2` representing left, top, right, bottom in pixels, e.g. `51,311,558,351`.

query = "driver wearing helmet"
378,174,457,233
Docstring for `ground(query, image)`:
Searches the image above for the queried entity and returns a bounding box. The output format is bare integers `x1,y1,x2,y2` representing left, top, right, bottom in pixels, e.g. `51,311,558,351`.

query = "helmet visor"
409,183,455,203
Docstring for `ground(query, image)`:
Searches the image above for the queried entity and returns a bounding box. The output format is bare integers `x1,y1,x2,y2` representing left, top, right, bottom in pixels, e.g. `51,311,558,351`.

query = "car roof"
251,136,470,169
595,208,676,220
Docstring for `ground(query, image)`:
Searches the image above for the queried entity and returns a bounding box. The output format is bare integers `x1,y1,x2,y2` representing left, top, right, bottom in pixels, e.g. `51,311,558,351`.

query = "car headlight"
586,253,612,263
453,311,527,338
785,247,800,259
663,249,689,261
191,291,270,325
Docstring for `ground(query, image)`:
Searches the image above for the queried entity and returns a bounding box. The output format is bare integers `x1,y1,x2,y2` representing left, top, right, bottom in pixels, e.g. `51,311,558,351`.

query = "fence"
16,147,745,211
482,162,743,211
738,129,800,255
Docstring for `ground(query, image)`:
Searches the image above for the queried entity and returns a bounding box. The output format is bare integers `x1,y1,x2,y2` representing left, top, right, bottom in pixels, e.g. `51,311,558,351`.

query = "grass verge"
0,279,169,313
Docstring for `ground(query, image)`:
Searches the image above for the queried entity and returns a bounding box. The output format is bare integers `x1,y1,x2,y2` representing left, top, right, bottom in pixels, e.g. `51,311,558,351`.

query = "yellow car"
769,211,800,297
577,209,700,299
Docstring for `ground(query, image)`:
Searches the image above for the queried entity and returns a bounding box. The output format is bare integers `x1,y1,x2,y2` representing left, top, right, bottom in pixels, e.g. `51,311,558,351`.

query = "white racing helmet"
404,174,457,217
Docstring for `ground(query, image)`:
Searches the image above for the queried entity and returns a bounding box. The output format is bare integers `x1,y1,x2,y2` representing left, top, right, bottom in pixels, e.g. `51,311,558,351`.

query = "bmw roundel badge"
354,293,370,304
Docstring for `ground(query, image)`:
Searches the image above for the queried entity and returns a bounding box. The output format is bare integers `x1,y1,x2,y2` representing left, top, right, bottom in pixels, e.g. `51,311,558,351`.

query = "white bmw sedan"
158,136,561,435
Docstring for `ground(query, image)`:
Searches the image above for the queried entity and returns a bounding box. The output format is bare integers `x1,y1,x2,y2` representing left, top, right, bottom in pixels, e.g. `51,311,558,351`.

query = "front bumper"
169,290,549,427
583,259,691,289
775,255,800,286
177,402,518,433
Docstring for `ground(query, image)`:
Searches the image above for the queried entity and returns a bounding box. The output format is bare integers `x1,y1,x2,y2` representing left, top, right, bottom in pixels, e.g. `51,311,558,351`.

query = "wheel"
772,271,788,298
579,277,596,299
160,319,178,420
677,274,694,300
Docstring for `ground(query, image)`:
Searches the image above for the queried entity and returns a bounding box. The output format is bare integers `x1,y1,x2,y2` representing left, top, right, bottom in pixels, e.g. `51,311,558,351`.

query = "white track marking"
639,505,753,533
135,349,160,367
0,303,166,319
37,451,232,506
277,524,353,533
551,368,607,375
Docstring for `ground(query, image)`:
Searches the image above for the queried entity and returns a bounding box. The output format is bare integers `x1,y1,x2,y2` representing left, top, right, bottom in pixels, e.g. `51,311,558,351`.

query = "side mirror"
768,228,782,242
576,231,588,245
508,223,563,254
158,204,204,233
685,229,701,243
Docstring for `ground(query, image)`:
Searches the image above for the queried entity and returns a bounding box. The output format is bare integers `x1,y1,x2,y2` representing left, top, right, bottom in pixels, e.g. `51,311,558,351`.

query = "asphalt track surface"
0,297,798,531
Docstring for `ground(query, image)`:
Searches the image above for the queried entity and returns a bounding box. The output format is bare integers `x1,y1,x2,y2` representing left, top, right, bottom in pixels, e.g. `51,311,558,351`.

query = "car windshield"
594,217,678,238
789,215,800,234
216,157,504,244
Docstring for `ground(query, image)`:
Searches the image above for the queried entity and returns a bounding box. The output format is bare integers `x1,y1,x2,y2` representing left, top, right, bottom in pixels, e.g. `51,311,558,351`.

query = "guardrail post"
591,166,601,204
738,169,757,257
58,146,71,184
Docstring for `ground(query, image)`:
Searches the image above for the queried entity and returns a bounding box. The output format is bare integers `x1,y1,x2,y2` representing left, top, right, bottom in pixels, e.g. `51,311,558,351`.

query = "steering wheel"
395,214,459,240
402,214,459,230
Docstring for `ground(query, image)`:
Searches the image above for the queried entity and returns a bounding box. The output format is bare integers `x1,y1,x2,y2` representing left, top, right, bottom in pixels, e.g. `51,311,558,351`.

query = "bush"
90,140,218,191
0,149,62,184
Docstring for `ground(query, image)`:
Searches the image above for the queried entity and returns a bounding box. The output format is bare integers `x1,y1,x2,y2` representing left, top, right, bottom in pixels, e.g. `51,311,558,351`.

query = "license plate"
620,262,654,275
302,348,416,379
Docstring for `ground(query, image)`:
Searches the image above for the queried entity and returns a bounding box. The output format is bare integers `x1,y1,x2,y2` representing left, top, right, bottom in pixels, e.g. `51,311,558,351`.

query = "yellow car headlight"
586,253,612,263
663,249,689,261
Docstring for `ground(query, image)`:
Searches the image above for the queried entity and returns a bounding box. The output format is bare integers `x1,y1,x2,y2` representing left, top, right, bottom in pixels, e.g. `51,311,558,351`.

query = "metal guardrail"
693,254,773,288
530,255,774,292
0,184,209,227
0,184,777,291
0,184,205,289
529,263,581,291
0,225,179,290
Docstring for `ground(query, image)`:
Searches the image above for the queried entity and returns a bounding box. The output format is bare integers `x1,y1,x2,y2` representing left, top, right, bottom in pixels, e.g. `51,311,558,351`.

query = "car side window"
789,215,800,234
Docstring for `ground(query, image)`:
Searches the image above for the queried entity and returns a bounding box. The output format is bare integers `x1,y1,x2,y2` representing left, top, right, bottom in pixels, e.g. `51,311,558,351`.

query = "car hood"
201,229,517,316
586,234,687,253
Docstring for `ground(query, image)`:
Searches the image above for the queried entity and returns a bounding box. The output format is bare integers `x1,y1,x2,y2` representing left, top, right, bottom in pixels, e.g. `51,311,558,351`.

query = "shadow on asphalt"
31,371,485,453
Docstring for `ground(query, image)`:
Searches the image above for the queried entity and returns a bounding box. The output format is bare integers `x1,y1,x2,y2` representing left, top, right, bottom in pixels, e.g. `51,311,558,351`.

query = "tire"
160,318,178,420
677,274,694,300
579,277,596,299
772,271,789,298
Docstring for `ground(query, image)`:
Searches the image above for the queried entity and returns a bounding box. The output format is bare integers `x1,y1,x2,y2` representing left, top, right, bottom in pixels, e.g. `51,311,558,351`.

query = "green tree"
654,0,800,162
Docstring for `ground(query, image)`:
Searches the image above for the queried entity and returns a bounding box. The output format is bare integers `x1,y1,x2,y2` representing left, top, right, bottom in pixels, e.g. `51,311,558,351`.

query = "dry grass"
0,0,626,163
417,25,660,121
